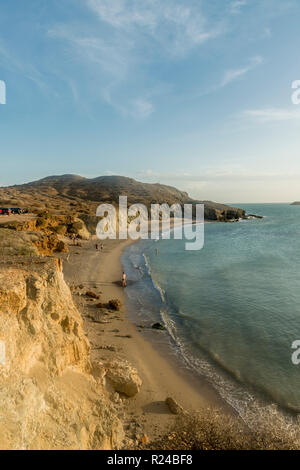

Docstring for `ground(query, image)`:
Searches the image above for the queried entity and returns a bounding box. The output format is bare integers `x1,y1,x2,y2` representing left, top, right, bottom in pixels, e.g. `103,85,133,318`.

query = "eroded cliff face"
0,257,124,450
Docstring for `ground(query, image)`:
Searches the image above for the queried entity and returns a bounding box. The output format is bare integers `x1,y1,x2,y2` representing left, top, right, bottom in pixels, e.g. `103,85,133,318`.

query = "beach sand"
62,238,233,442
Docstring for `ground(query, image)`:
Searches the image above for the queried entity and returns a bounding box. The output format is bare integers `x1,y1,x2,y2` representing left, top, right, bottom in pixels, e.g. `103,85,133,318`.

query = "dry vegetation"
142,409,300,450
0,229,39,257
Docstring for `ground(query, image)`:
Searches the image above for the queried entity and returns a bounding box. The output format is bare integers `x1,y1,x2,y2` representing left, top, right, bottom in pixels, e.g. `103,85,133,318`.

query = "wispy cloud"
86,0,221,57
102,84,154,118
48,0,223,118
230,0,247,15
48,26,131,79
263,27,272,38
244,108,300,122
131,98,154,118
0,42,48,93
221,56,263,87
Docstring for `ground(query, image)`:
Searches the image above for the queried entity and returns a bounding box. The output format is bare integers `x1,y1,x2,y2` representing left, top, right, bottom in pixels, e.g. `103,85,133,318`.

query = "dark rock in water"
152,322,165,330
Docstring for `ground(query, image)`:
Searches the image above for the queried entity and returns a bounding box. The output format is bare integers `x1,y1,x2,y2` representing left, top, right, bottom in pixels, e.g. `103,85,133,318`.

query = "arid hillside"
0,174,246,221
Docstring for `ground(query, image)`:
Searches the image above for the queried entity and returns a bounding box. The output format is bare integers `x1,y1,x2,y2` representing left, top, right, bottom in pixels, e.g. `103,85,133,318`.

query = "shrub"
142,409,300,450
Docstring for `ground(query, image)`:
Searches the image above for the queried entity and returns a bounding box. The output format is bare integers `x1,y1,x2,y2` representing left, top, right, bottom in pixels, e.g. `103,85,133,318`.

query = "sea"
121,203,300,429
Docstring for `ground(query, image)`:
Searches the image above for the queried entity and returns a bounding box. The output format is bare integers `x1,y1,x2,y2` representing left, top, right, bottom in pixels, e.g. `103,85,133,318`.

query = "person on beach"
100,243,104,251
95,243,98,250
122,271,127,287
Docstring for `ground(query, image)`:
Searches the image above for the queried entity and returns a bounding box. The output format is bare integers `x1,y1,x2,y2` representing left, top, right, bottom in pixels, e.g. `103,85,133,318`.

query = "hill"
0,174,246,221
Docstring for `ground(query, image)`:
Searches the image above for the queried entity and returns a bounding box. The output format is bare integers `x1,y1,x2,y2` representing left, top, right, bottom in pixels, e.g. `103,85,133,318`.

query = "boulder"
105,360,142,397
95,299,121,311
152,322,165,330
165,397,184,415
85,291,101,300
96,302,106,309
108,299,121,311
68,219,90,240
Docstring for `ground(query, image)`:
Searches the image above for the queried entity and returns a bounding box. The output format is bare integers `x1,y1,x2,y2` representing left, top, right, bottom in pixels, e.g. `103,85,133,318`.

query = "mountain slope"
0,174,245,221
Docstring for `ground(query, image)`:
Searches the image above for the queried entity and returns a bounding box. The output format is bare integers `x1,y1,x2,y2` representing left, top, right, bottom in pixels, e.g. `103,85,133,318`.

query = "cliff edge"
0,257,124,450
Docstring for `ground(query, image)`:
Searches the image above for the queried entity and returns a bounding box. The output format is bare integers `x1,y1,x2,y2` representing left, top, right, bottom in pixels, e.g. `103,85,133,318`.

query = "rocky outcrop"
96,299,122,311
32,233,69,256
104,359,142,397
201,203,245,221
0,213,91,241
68,218,90,240
0,257,124,450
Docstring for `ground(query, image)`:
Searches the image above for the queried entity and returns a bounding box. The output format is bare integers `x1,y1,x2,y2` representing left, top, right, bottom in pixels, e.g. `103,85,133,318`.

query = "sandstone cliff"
0,257,124,450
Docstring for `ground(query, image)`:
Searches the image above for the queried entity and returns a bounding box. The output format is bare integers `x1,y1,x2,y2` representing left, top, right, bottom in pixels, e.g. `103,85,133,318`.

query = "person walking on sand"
100,243,104,251
122,271,127,287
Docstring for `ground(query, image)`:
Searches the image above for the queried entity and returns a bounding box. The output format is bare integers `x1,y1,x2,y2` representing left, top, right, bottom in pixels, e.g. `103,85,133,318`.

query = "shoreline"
62,237,234,442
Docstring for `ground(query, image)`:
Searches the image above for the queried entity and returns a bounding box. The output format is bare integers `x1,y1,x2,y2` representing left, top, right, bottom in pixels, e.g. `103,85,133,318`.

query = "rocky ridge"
0,174,246,222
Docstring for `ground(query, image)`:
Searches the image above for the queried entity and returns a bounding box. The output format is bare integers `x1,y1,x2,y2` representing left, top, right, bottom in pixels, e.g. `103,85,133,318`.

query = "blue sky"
1,0,300,202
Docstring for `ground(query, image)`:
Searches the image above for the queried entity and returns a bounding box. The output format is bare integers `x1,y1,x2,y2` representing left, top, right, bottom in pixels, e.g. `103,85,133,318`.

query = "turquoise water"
122,204,300,416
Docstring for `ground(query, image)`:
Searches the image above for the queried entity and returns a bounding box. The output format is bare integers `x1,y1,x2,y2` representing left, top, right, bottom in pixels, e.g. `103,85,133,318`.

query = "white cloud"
221,56,263,87
87,0,157,29
230,0,247,15
244,108,300,122
131,98,154,118
86,0,221,58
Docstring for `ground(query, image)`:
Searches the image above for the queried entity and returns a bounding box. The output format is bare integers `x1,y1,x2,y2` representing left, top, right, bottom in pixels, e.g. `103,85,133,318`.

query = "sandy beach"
62,237,233,441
